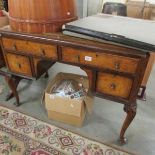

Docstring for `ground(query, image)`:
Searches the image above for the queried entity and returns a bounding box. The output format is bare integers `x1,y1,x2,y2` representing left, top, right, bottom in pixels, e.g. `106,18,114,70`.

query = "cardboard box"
44,72,94,127
127,1,152,19
150,4,155,20
0,10,9,28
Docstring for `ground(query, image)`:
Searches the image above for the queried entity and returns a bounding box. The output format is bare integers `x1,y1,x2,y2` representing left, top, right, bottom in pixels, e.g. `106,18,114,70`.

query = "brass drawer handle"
16,63,21,69
40,48,46,56
110,83,116,90
75,55,80,62
114,62,120,70
12,44,17,50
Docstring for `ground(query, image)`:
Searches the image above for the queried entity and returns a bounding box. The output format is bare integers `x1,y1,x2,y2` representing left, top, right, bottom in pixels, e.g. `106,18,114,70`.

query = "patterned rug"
0,105,133,155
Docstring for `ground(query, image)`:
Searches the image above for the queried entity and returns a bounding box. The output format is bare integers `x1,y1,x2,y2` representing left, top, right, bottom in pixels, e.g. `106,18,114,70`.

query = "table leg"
119,103,137,145
5,76,21,106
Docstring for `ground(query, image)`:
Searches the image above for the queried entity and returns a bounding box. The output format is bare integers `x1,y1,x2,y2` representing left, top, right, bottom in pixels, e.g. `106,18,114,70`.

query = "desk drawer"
96,72,133,98
5,53,32,77
2,38,57,59
62,47,139,73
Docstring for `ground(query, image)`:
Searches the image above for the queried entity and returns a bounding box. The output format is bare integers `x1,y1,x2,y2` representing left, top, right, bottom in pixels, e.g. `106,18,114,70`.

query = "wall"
76,0,83,18
87,0,103,16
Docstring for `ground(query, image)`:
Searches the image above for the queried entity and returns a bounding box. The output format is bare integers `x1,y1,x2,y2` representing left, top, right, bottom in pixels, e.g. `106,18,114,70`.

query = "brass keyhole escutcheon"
110,83,116,90
75,55,80,62
12,44,17,50
114,62,120,70
40,49,46,56
17,63,21,69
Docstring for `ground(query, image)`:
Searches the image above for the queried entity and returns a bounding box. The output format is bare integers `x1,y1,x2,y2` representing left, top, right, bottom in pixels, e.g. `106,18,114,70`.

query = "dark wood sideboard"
0,27,150,144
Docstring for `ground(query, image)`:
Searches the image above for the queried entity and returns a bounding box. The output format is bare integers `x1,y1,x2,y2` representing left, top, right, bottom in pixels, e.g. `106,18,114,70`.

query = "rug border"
0,123,65,154
0,102,136,155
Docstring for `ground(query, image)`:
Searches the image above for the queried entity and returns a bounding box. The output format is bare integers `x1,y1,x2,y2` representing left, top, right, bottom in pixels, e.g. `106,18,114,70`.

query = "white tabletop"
66,14,155,46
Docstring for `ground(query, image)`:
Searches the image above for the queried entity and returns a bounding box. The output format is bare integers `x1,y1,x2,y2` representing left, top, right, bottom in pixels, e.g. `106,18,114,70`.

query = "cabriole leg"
119,103,137,144
5,76,21,106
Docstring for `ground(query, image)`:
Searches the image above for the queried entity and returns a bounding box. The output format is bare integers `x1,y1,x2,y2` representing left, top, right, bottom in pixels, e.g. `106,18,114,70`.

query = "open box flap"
42,72,94,117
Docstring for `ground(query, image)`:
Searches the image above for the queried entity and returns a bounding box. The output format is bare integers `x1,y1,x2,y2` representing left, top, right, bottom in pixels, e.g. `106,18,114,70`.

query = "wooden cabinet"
2,38,58,59
5,53,32,77
62,47,139,74
0,30,150,144
1,36,145,100
0,33,148,102
96,72,133,99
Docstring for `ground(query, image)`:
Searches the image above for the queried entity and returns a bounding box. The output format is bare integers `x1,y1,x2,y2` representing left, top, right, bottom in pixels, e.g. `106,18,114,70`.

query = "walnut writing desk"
0,27,150,144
